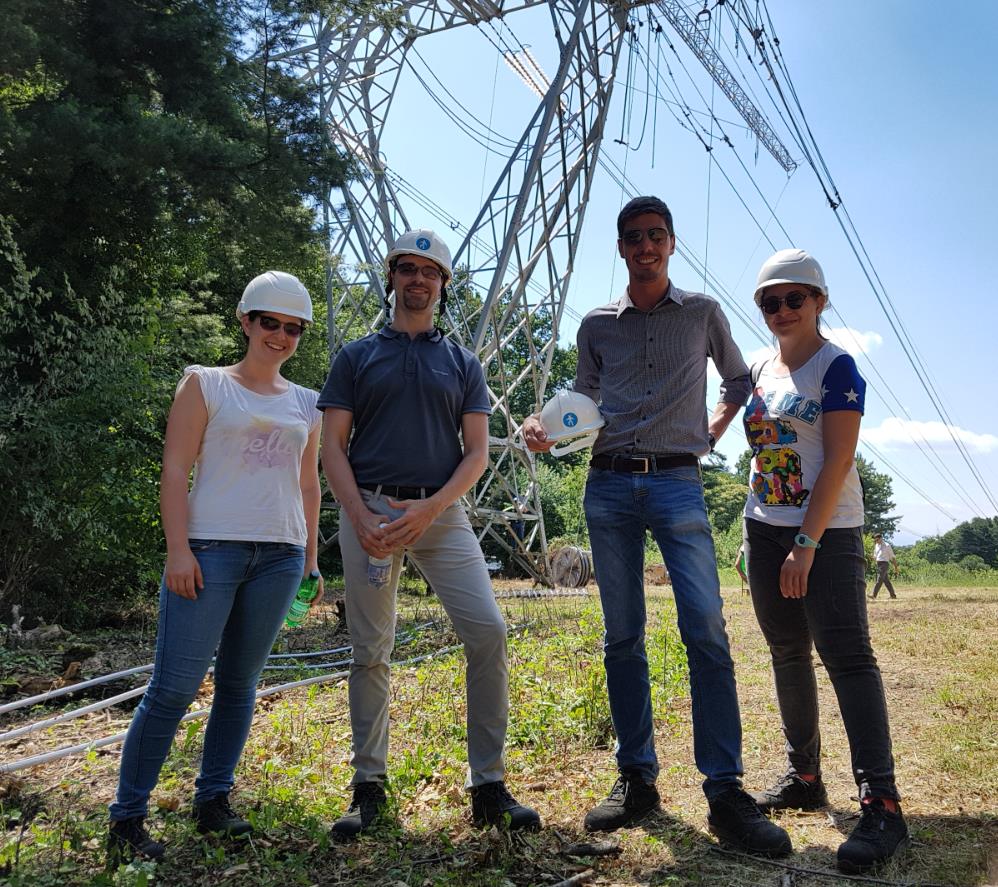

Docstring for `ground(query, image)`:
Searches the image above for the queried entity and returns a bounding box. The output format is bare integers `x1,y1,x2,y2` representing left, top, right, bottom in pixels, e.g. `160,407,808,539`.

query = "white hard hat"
384,229,453,281
237,271,313,322
754,248,827,302
538,391,605,458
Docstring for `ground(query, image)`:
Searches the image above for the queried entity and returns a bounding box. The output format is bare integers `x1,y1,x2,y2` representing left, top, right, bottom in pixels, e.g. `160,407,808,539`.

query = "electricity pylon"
273,0,630,582
273,0,795,583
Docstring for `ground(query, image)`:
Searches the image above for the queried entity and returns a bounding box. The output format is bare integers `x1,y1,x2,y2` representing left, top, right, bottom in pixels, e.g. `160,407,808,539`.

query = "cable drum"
548,546,594,588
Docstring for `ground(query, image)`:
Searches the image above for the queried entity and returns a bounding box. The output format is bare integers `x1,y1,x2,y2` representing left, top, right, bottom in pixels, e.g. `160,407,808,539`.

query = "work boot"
470,781,541,831
751,772,829,812
707,787,792,857
330,782,387,838
193,793,253,837
583,771,660,832
836,798,908,873
106,816,165,865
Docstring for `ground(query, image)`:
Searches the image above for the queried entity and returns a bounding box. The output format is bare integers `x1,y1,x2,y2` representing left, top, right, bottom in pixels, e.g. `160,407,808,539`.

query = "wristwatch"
794,533,821,549
707,432,717,452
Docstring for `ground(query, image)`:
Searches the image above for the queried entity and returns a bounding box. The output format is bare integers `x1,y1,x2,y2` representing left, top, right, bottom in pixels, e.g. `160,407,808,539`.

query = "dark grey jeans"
872,561,897,598
744,519,899,800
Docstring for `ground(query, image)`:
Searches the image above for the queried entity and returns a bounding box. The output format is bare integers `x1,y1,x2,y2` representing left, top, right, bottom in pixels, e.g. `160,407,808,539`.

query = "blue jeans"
584,466,743,799
744,519,898,799
110,541,304,820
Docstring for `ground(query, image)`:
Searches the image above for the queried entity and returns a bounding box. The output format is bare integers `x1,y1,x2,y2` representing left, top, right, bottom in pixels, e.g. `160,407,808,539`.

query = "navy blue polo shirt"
318,326,492,488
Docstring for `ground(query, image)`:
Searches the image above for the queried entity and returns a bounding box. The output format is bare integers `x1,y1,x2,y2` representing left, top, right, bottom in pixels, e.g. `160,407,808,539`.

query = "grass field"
1,582,996,886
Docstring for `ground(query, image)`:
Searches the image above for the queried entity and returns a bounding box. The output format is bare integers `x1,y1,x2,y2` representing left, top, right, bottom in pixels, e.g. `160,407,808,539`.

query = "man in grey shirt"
524,196,790,857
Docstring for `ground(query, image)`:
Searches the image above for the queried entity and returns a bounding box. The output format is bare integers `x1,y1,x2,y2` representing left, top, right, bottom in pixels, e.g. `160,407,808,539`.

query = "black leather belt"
590,453,699,473
358,482,441,499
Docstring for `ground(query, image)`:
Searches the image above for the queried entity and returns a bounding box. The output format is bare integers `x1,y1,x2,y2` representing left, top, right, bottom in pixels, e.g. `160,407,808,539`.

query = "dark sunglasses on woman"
257,314,306,337
759,290,811,315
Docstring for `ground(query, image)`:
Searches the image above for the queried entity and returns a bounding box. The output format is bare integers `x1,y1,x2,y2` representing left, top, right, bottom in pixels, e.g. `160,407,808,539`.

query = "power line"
735,0,998,515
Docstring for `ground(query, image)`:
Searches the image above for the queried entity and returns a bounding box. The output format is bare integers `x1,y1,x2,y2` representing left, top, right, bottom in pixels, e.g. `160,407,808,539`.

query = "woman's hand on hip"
164,547,204,600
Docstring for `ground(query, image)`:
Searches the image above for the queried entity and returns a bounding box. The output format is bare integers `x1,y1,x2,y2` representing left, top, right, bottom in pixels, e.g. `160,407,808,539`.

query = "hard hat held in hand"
538,391,605,458
384,229,453,281
237,271,313,322
754,248,827,302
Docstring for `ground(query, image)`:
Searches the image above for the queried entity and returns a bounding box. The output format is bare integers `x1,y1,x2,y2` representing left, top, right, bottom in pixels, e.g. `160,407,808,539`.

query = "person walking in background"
319,229,539,838
524,196,790,858
107,272,323,863
742,249,907,874
870,533,899,599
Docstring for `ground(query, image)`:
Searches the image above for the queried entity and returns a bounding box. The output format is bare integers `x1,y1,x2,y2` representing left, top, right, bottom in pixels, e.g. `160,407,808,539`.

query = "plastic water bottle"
368,524,394,588
284,569,322,628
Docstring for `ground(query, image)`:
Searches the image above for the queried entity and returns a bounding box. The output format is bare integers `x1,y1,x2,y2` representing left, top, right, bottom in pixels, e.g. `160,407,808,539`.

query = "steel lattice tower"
273,0,633,582
273,0,793,582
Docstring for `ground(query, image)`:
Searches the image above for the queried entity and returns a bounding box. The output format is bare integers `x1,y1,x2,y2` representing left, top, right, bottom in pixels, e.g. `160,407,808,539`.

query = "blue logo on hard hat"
563,412,578,428
416,236,431,250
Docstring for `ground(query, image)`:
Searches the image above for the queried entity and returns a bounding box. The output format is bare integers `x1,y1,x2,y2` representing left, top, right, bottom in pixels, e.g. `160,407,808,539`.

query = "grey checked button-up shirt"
574,283,750,458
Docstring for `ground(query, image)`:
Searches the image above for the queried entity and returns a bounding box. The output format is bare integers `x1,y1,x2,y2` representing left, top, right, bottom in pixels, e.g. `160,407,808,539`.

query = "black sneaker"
330,782,387,838
470,781,541,831
751,773,829,812
583,771,660,832
836,798,908,873
707,787,792,857
107,816,165,865
193,793,253,837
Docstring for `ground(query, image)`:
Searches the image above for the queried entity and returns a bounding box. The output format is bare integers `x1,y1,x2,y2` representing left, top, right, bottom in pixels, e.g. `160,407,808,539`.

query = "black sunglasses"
257,314,306,337
394,261,442,281
620,226,672,245
760,290,811,315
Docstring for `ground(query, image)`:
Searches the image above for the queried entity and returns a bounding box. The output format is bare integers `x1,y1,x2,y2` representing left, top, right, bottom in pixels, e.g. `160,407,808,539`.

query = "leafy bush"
0,218,171,624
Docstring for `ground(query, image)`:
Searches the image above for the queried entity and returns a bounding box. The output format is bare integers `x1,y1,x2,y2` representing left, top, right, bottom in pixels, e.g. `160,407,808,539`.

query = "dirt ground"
2,581,997,885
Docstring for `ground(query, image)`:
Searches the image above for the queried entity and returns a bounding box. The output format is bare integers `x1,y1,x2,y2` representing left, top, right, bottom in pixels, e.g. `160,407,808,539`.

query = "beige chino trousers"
338,489,509,788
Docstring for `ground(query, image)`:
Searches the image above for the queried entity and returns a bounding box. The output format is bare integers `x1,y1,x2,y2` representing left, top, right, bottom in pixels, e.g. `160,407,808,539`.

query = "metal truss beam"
653,0,798,173
275,1,629,582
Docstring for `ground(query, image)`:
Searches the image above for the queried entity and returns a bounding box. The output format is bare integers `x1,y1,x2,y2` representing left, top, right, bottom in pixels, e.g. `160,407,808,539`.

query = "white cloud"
824,326,883,356
861,417,998,453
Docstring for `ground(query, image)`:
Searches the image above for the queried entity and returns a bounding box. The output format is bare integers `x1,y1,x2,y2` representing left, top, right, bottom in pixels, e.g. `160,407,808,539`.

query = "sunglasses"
257,314,306,337
620,226,672,245
394,262,442,281
759,290,811,315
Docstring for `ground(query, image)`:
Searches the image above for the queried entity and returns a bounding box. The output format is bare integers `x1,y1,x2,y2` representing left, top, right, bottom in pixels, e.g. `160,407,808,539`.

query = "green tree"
912,517,998,568
0,0,349,315
702,453,748,534
855,454,899,537
0,1,352,626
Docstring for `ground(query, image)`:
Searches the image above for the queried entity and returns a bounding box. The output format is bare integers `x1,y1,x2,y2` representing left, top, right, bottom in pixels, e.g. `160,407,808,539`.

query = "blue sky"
362,0,998,544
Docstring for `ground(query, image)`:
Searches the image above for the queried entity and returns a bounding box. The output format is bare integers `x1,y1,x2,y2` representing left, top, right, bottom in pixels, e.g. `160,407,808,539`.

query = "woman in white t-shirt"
108,272,323,863
741,250,907,875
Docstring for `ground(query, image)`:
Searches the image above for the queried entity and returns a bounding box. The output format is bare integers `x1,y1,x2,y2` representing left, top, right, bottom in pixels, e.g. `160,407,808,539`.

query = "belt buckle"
633,456,650,474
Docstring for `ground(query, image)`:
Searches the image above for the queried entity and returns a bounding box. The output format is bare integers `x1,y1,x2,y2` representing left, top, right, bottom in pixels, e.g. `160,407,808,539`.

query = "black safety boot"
583,771,660,832
707,787,793,857
470,781,541,831
751,772,829,812
107,816,165,865
193,793,253,837
837,798,908,873
330,782,388,838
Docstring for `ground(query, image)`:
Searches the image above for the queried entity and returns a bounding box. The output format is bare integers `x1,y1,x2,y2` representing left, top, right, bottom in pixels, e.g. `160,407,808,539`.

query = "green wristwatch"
794,533,821,549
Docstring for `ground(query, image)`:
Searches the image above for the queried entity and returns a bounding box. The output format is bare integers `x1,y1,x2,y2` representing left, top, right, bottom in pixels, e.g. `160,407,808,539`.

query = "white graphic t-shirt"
743,342,866,529
184,365,321,545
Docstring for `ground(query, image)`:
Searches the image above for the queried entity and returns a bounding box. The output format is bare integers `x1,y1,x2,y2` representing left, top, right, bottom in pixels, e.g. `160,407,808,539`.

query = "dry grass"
1,583,996,886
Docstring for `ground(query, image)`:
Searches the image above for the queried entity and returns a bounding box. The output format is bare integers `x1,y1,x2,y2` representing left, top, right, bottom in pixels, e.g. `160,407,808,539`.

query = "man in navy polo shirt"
319,229,539,838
